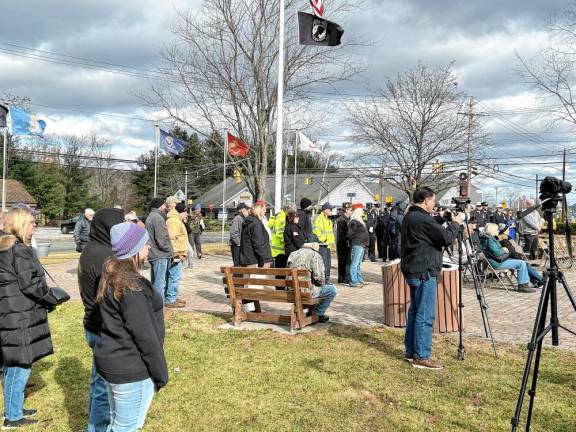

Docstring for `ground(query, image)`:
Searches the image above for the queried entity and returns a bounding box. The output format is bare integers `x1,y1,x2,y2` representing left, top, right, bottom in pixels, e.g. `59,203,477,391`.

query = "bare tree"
144,0,363,199
347,62,482,198
516,2,576,128
86,134,122,207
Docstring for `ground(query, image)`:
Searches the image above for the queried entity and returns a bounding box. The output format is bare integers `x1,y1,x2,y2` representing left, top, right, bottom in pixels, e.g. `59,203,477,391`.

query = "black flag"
0,105,7,128
298,11,344,46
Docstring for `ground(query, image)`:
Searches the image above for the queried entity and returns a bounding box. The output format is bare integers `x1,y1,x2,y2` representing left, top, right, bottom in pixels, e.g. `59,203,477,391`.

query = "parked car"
61,215,80,234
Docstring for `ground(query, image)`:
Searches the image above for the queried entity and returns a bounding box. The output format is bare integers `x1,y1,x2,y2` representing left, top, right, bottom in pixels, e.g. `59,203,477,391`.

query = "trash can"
36,243,51,258
381,260,460,334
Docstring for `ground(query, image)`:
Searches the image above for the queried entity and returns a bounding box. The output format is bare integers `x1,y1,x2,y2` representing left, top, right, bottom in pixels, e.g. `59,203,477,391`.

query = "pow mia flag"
298,11,344,46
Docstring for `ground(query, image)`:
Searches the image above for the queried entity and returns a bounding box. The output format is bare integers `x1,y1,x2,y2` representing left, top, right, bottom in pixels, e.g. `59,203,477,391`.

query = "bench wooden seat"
220,266,320,331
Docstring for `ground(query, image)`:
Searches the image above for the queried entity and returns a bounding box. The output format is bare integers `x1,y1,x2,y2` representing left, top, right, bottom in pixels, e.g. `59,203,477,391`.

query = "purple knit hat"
110,222,149,260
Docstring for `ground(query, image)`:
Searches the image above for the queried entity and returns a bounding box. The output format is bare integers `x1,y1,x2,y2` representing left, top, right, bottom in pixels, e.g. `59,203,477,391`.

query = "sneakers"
318,315,330,323
2,417,38,429
404,356,414,364
411,358,444,370
518,284,537,293
2,409,37,419
165,301,185,309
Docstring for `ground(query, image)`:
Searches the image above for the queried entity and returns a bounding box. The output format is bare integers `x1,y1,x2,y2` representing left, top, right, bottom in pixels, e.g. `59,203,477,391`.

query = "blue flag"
9,107,46,137
159,129,185,156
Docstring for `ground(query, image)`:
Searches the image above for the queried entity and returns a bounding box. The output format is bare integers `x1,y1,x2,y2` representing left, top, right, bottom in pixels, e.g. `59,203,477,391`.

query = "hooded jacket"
166,209,188,257
239,215,272,267
78,208,125,334
283,222,306,258
347,219,369,247
145,208,173,261
0,235,58,367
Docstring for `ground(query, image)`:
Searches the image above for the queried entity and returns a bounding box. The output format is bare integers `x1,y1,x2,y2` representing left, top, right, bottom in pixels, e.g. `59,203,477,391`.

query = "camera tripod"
511,207,576,431
454,223,497,360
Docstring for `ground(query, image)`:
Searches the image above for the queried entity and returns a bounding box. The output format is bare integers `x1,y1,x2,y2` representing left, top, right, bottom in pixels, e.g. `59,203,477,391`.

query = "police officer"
313,203,336,281
268,203,295,268
336,202,352,284
377,204,391,261
366,203,378,262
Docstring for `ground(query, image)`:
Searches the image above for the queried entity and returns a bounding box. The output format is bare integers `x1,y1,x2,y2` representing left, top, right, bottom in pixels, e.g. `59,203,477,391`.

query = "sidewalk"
47,253,576,350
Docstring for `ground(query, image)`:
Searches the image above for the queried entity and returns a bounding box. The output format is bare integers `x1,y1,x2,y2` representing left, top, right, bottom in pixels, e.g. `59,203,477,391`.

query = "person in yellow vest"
268,203,296,268
313,202,336,281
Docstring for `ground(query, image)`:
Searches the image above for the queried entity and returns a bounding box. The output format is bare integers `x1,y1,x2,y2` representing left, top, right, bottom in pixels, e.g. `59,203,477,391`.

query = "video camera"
539,176,572,209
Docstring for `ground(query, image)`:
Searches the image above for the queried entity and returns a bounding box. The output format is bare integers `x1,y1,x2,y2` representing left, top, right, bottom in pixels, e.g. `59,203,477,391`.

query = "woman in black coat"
0,208,58,428
239,203,272,267
284,209,305,259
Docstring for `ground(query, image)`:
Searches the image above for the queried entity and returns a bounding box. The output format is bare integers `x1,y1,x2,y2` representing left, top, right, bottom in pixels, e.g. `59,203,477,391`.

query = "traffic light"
432,161,444,174
304,177,313,185
373,194,380,202
233,168,242,184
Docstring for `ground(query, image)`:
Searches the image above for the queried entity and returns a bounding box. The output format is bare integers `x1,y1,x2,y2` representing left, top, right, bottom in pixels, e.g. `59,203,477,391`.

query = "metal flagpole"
274,0,285,213
221,132,228,247
317,153,331,205
2,127,7,212
184,169,188,200
293,132,298,201
153,123,159,197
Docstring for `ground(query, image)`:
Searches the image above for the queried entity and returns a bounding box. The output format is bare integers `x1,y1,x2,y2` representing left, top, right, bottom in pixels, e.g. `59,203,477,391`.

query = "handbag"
43,266,71,305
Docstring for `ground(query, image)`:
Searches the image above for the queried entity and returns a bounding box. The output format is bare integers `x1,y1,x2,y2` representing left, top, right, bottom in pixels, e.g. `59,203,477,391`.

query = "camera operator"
401,187,464,370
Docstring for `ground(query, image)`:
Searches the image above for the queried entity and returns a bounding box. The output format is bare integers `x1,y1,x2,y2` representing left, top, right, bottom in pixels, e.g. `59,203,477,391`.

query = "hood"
89,208,125,245
244,215,259,226
167,209,180,219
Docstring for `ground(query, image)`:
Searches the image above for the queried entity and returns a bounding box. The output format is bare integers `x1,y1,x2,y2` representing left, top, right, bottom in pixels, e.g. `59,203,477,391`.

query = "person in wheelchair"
480,223,543,293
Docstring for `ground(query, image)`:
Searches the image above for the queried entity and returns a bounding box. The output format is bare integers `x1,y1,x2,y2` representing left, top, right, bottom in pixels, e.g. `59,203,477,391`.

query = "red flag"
310,0,325,17
227,132,249,157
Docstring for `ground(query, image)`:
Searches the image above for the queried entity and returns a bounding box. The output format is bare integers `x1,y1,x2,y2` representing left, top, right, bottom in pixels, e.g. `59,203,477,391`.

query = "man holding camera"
401,187,464,370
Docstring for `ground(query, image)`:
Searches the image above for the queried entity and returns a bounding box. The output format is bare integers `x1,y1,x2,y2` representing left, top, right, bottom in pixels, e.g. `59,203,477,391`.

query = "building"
3,179,37,209
195,173,406,212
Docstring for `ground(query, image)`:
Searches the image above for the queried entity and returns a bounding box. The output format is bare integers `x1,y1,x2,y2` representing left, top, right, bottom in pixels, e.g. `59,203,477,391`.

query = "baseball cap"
321,203,334,211
237,202,248,210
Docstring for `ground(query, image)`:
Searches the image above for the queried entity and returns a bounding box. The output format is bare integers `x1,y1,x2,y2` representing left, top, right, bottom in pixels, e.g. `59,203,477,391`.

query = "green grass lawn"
14,301,576,431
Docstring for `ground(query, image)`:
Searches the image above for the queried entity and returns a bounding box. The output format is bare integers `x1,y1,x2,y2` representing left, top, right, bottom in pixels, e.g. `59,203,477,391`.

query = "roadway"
35,227,230,253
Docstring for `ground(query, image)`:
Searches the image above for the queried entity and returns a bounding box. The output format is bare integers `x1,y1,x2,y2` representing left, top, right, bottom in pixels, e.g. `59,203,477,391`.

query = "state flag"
227,132,250,157
298,132,322,153
9,107,46,137
298,11,344,46
159,129,186,156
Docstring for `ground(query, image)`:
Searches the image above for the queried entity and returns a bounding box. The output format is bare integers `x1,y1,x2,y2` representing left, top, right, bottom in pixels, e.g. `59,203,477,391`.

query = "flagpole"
221,131,228,248
153,123,159,197
293,132,298,202
318,153,331,205
2,127,7,212
274,0,285,213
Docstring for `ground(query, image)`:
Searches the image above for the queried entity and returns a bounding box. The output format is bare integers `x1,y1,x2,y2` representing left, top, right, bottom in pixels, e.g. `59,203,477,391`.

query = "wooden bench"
220,267,321,331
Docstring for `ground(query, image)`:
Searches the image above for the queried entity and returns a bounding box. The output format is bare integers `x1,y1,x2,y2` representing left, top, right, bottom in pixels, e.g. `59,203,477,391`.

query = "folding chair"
479,253,517,292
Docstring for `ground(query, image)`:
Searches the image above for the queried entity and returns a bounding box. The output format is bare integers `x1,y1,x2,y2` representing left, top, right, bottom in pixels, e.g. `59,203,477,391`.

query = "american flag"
309,0,325,17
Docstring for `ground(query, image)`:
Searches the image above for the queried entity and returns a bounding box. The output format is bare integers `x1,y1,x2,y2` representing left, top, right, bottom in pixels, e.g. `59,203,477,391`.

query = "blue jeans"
495,259,529,284
86,330,111,432
3,366,31,421
348,245,365,285
404,275,436,360
314,284,337,316
527,264,543,283
150,258,170,302
166,260,183,304
105,378,154,432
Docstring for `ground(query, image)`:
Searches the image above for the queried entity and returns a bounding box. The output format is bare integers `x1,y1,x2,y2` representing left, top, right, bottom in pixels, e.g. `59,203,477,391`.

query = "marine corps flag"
298,11,343,46
226,132,250,157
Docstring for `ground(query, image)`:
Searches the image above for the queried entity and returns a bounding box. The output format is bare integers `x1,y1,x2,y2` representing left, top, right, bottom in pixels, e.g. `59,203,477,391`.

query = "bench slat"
234,288,319,304
220,266,309,276
221,277,310,288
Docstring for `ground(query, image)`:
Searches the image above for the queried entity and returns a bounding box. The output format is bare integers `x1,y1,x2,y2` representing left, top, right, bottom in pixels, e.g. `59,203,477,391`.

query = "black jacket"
366,211,378,238
240,215,272,267
400,206,459,280
297,209,313,242
78,208,125,334
74,215,92,245
490,211,506,225
336,215,350,249
95,277,168,390
284,222,306,258
0,238,58,367
347,220,370,247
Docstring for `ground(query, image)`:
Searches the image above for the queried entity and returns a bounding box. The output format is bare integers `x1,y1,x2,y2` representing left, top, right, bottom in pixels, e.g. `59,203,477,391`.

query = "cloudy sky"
1,0,574,203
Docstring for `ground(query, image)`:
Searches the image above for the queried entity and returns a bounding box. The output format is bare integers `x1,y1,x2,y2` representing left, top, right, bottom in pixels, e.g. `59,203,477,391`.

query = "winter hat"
300,197,312,210
194,203,202,210
166,196,179,205
176,203,187,213
110,222,149,260
150,197,164,209
352,203,364,210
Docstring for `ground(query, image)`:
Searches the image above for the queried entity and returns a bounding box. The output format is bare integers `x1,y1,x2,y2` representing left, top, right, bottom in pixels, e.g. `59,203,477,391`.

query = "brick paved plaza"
48,250,576,350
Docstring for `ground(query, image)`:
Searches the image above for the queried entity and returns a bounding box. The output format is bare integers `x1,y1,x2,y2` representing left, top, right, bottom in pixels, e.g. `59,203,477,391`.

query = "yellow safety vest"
313,212,335,248
269,210,286,257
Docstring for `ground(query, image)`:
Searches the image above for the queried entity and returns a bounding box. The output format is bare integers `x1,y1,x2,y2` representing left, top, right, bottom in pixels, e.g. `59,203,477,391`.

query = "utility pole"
458,97,487,196
495,186,499,206
184,170,188,200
